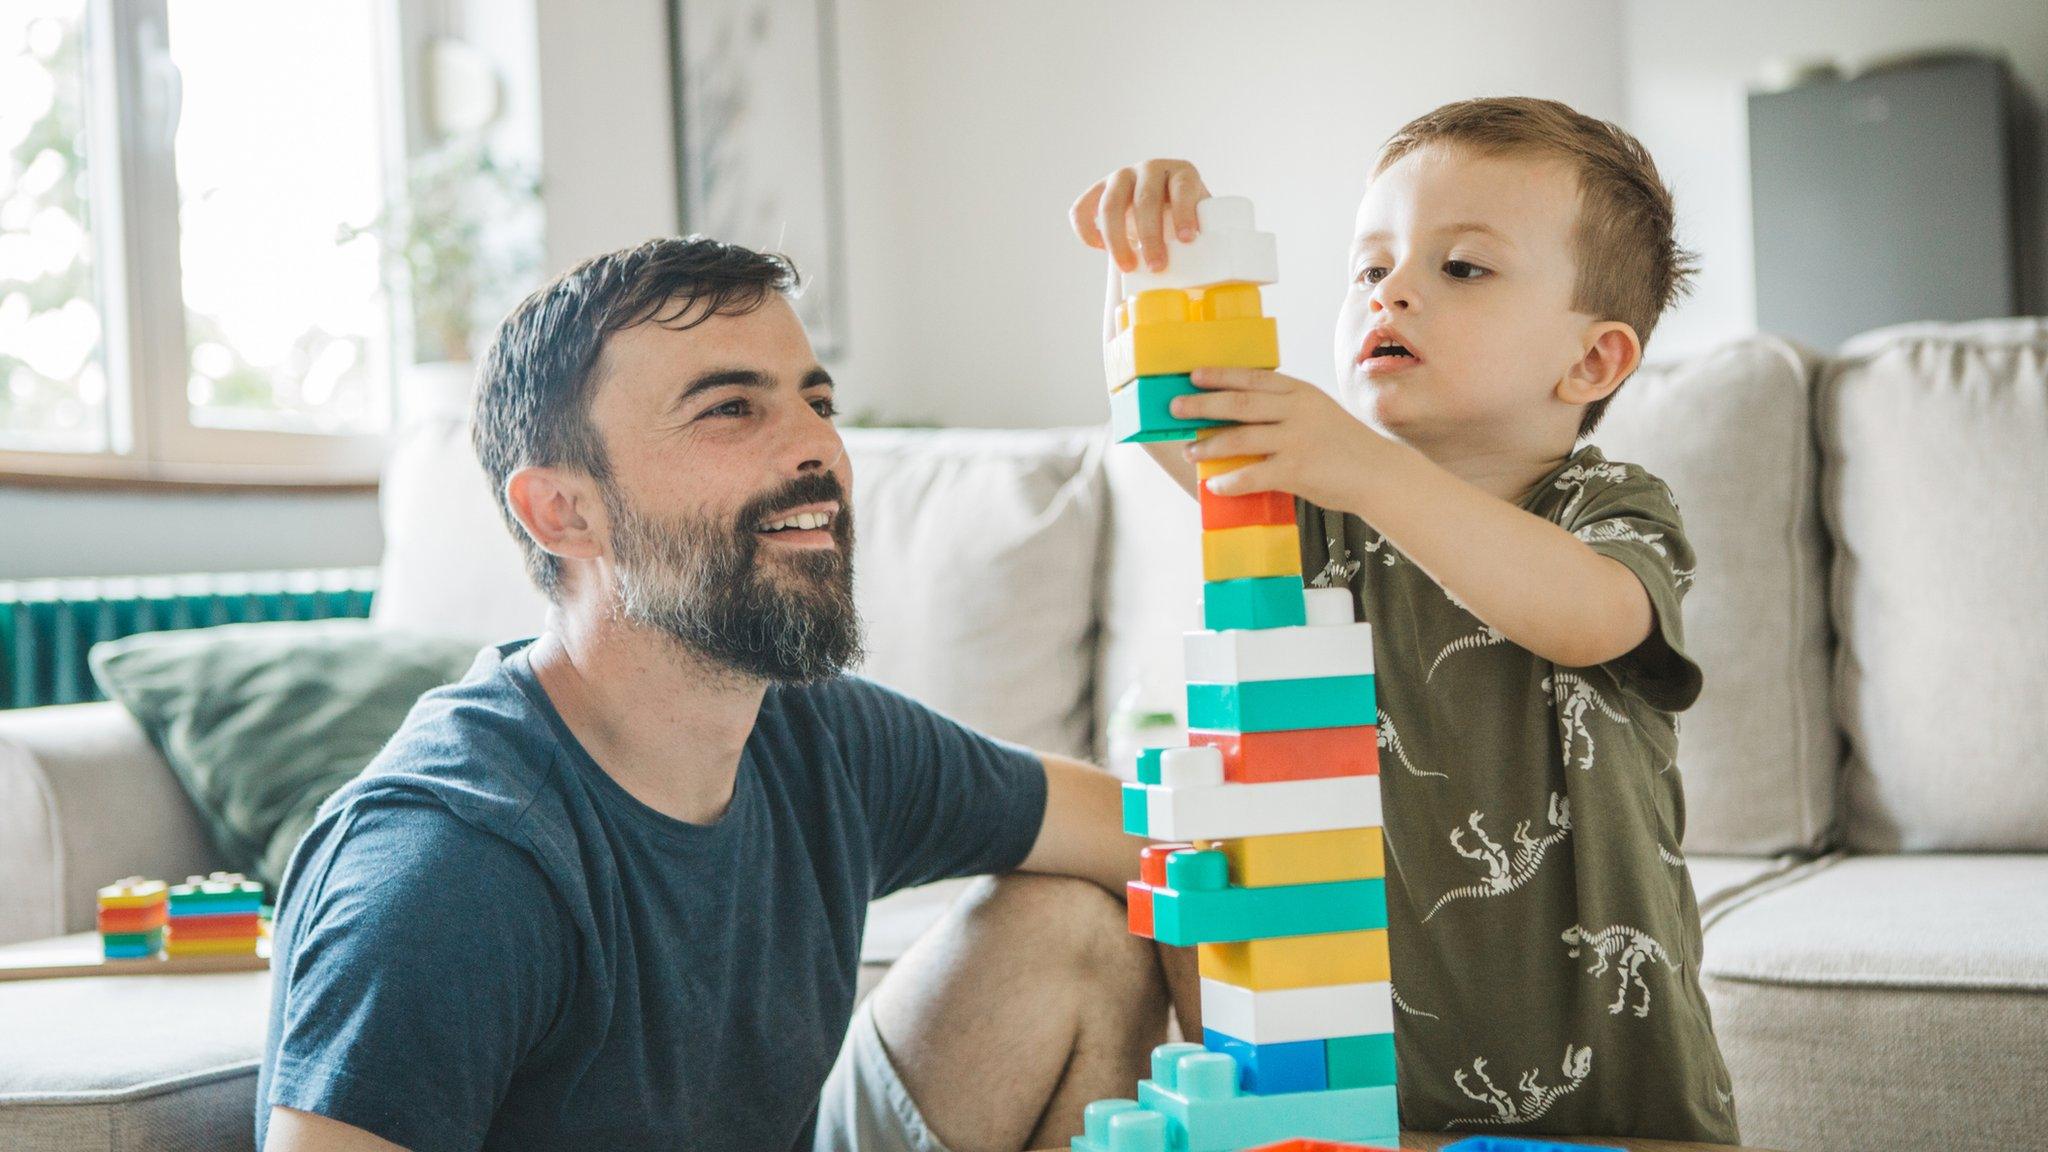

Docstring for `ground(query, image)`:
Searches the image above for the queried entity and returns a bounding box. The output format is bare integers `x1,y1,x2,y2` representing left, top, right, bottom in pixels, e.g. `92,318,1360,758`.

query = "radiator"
0,568,378,710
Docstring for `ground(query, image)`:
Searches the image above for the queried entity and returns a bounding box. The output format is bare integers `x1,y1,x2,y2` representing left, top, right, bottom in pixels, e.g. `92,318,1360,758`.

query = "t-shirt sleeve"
828,676,1050,898
1561,464,1704,711
263,799,568,1152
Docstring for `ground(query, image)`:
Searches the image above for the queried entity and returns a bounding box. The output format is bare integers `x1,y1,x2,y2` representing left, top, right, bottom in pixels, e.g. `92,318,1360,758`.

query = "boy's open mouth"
1358,326,1422,372
1367,342,1414,359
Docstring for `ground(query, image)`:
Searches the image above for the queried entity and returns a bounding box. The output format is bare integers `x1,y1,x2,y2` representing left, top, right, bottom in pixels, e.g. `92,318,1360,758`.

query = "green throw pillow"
89,620,482,889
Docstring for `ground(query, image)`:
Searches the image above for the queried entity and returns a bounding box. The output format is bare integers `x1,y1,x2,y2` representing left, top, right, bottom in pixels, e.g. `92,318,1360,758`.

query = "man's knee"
958,874,1154,980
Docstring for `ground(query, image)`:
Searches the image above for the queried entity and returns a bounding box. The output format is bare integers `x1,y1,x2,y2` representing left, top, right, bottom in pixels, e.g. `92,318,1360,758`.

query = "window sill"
0,456,379,495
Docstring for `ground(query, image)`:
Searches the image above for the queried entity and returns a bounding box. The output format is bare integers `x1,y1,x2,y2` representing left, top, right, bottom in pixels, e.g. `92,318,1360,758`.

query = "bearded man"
255,238,1195,1152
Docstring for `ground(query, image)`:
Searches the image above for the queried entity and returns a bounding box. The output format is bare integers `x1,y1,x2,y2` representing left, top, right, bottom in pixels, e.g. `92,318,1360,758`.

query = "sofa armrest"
0,701,225,945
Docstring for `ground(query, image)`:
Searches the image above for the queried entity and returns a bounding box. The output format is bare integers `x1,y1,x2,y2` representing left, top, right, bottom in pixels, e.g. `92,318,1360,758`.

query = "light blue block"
1135,1042,1400,1152
1203,1028,1327,1095
1110,374,1224,444
1142,851,1388,944
1185,674,1376,732
1203,577,1305,631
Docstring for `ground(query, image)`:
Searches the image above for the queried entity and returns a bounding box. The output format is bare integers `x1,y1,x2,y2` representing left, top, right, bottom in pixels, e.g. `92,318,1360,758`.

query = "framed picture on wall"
670,0,848,357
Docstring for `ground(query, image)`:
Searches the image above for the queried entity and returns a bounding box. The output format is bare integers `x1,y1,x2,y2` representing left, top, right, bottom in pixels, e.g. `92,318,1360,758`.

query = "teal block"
1202,577,1305,631
1326,1031,1399,1089
169,892,262,915
1111,374,1225,444
1135,747,1164,785
1141,849,1388,944
1071,1099,1167,1152
1132,1043,1401,1152
1121,783,1151,837
1185,674,1376,732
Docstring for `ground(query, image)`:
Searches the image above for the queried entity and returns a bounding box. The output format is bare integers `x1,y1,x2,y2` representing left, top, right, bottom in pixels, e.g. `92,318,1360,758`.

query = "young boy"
1070,97,1738,1142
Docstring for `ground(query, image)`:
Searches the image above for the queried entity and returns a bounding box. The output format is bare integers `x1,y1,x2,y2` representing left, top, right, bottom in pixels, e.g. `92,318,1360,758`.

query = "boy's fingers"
1166,168,1207,241
1097,168,1138,273
1134,165,1171,272
1070,183,1107,249
1174,388,1281,424
1205,461,1277,497
1189,366,1292,393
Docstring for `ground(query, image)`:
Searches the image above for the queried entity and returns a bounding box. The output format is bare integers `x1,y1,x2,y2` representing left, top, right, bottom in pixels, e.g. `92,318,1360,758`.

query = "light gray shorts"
813,997,954,1152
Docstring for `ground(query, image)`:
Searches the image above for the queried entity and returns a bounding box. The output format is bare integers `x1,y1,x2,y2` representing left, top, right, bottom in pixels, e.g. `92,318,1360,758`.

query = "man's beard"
603,472,864,684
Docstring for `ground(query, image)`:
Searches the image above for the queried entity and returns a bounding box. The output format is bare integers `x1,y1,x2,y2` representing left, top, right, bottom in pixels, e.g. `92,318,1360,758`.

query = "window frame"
0,0,409,486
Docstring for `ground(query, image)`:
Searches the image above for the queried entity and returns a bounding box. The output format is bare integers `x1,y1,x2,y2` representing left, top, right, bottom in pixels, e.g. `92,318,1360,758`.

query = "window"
0,1,403,482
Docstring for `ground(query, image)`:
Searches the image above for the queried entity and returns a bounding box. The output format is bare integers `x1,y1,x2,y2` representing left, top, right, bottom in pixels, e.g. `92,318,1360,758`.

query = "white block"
1182,621,1373,684
1304,587,1356,627
1121,195,1279,294
1201,979,1394,1045
1159,745,1225,788
1143,774,1382,840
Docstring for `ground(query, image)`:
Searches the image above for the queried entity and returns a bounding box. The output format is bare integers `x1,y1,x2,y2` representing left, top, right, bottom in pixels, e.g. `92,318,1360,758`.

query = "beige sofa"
2,318,2043,1152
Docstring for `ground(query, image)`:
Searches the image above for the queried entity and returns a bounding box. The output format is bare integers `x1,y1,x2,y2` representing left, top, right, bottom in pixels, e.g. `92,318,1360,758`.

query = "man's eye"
811,397,838,418
706,399,750,418
1356,266,1389,285
1444,260,1488,280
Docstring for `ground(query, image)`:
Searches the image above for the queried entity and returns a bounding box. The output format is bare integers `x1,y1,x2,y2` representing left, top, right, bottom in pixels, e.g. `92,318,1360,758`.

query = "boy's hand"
1071,159,1210,274
1174,367,1393,514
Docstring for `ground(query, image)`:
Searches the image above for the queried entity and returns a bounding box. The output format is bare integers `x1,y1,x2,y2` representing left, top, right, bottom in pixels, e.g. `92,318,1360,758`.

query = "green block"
1122,783,1151,837
1185,674,1376,732
99,928,164,950
1202,577,1306,631
1135,746,1165,785
1326,1031,1399,1089
1145,851,1388,945
1110,374,1224,444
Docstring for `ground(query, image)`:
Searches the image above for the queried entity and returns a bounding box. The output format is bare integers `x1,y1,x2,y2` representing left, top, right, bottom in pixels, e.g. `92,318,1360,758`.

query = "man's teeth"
760,511,832,532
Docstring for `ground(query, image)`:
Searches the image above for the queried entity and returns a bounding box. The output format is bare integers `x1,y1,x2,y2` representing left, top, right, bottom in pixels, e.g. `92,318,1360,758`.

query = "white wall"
1624,0,2048,360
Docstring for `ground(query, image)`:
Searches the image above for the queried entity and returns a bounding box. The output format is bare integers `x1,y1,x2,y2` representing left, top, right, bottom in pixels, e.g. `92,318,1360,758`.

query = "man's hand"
1070,159,1211,274
1173,366,1394,513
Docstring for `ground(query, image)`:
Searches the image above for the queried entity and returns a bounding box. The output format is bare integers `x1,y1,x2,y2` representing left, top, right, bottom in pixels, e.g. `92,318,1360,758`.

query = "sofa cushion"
1094,439,1205,768
1822,318,2048,851
0,945,268,1152
1700,854,2048,1152
1583,337,1837,854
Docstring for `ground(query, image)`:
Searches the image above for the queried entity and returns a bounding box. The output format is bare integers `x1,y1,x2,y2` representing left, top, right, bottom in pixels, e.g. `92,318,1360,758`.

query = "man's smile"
754,501,842,550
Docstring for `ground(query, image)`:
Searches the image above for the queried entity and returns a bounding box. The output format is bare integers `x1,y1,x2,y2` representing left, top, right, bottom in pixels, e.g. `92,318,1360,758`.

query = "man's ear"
505,466,607,566
1558,320,1642,407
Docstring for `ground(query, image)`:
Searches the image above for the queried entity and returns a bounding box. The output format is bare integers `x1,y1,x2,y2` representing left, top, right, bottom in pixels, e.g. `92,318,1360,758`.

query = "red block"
1126,881,1156,939
1190,726,1380,783
1245,1140,1397,1152
168,912,262,940
1200,484,1296,532
97,904,168,934
1139,842,1193,887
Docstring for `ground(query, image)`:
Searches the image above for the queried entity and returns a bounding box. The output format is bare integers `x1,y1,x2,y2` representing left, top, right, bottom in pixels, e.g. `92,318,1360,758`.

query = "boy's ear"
506,465,609,566
1558,320,1642,406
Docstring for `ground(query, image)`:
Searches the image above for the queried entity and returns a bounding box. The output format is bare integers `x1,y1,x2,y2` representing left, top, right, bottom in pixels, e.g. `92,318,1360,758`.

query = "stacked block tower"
97,877,169,959
1082,197,1398,1152
166,872,265,958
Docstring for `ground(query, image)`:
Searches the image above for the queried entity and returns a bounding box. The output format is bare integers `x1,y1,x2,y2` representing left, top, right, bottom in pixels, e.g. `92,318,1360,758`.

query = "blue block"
1185,674,1377,732
1203,1029,1326,1095
102,941,157,959
1111,374,1225,444
1444,1139,1625,1152
1121,783,1150,837
1203,577,1305,631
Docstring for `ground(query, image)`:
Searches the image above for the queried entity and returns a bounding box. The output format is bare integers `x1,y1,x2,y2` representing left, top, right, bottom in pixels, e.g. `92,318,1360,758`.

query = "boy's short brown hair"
1372,97,1697,436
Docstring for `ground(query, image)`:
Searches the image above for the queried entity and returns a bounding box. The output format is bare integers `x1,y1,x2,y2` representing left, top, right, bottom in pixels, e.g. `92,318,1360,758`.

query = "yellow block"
1200,929,1391,991
1199,828,1386,887
1194,427,1259,481
165,937,261,957
1105,284,1280,389
1202,524,1301,582
96,878,168,910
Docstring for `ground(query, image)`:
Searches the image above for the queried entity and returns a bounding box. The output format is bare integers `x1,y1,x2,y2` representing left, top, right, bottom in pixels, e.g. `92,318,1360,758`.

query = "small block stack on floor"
166,872,265,958
97,877,168,960
1079,197,1397,1152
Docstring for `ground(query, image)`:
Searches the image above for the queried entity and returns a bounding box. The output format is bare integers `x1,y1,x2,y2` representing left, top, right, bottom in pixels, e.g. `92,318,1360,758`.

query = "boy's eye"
1356,266,1390,285
1444,260,1488,281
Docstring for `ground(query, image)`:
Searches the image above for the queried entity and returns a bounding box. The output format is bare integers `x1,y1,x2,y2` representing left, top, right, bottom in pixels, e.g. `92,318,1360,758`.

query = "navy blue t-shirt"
255,639,1047,1151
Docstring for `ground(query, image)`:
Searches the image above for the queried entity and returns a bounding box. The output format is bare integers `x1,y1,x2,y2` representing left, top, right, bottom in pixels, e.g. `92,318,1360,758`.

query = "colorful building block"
1203,827,1386,887
1246,1139,1398,1151
101,928,166,959
1183,621,1374,684
1105,283,1280,389
1198,927,1390,990
1441,1139,1624,1152
1120,195,1279,295
1203,1029,1327,1095
1186,675,1377,733
1189,726,1381,785
97,877,168,961
1072,1099,1167,1152
165,936,261,957
1122,768,1383,841
1111,374,1224,444
1201,524,1301,583
96,878,168,910
168,873,264,915
1325,1032,1399,1090
166,912,262,940
1127,848,1388,946
1200,979,1394,1046
1201,483,1296,532
96,902,169,935
1303,587,1357,627
1136,1043,1399,1152
1203,577,1306,631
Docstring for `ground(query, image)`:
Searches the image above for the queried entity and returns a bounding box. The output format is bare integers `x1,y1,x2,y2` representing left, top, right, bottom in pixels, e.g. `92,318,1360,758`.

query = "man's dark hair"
471,236,800,600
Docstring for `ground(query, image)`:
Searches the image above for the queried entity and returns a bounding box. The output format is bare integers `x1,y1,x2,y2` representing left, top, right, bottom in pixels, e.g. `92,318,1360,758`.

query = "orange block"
1201,484,1296,531
1189,725,1380,783
169,912,262,940
97,904,169,934
1139,842,1195,887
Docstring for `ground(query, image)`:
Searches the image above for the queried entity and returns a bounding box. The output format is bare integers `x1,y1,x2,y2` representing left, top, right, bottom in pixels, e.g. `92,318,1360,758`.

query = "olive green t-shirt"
1297,445,1739,1142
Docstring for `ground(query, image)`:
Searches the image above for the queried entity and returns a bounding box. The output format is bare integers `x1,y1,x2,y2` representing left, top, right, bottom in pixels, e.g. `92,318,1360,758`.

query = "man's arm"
1019,753,1203,1036
265,1107,409,1152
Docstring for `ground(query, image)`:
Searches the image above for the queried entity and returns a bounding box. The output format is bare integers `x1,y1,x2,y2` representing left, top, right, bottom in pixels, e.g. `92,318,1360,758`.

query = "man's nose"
791,403,845,476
